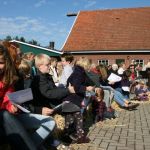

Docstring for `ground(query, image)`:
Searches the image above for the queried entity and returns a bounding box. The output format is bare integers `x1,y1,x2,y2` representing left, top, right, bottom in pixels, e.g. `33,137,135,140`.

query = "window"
116,59,125,65
98,59,109,66
135,59,144,66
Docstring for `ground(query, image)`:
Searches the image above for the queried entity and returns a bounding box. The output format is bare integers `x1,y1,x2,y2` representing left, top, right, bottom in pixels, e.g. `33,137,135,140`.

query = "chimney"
67,13,77,17
49,41,55,50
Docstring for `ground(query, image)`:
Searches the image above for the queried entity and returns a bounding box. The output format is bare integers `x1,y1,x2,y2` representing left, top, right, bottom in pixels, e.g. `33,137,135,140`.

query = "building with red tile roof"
62,7,150,67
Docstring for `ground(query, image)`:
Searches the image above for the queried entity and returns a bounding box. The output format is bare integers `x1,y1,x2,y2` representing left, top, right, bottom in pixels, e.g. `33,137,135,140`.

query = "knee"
44,117,56,131
50,119,56,129
2,110,12,120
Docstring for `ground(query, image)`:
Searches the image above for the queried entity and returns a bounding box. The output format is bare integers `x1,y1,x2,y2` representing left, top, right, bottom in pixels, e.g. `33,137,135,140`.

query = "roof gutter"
11,40,63,55
66,50,150,54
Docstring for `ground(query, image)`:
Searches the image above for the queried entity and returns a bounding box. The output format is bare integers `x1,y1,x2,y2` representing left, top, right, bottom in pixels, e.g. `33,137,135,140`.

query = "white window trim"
98,59,109,66
135,59,144,65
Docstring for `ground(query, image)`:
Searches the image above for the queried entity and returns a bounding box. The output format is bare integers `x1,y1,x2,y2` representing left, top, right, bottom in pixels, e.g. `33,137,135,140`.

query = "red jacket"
0,82,14,113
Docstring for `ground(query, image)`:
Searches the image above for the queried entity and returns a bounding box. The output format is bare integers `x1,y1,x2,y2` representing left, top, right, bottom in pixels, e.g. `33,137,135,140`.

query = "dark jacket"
29,70,70,114
63,65,87,107
85,71,100,87
146,67,150,88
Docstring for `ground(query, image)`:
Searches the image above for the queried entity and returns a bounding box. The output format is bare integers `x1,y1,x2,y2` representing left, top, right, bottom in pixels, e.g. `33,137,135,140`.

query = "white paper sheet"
13,103,30,113
7,88,33,104
107,73,122,82
122,86,130,92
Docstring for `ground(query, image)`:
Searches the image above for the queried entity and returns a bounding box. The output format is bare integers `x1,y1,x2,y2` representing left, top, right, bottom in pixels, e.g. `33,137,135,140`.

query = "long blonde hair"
97,64,108,80
76,57,91,70
18,60,31,78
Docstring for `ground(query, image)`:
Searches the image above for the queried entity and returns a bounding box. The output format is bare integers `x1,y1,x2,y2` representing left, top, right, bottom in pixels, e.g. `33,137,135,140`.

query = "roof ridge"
79,6,150,13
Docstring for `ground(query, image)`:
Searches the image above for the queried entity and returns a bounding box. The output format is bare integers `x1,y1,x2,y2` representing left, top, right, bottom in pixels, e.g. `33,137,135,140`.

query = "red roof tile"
62,7,150,52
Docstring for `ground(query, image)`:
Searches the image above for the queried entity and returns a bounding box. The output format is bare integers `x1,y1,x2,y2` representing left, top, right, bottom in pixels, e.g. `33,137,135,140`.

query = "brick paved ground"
71,102,150,150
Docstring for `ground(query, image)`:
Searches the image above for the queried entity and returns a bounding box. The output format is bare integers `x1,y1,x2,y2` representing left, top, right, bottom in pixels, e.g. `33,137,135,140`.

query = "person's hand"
11,104,18,114
95,87,101,93
147,91,150,95
42,107,54,116
68,83,75,93
140,93,147,97
86,86,95,91
108,81,115,85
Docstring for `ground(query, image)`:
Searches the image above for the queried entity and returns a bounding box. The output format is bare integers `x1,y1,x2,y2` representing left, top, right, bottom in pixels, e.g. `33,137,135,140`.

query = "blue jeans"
100,85,115,108
0,110,37,150
81,91,95,113
16,113,55,147
115,87,129,99
103,90,113,108
100,85,127,107
114,90,127,107
81,98,90,114
100,85,115,92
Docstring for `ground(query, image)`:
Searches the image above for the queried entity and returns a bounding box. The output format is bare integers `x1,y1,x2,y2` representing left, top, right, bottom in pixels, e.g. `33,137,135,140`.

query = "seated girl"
92,88,107,122
135,80,149,101
63,57,95,144
0,44,55,150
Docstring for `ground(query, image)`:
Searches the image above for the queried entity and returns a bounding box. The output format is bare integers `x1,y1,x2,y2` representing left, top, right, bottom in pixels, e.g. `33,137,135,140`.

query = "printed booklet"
7,88,33,113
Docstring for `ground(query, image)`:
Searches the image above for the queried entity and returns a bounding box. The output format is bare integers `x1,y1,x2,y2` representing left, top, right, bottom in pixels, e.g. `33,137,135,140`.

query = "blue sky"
0,0,150,50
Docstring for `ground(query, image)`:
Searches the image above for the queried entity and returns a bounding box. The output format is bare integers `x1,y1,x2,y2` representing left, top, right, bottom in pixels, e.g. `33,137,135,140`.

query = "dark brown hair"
3,41,21,69
0,44,17,88
61,53,74,63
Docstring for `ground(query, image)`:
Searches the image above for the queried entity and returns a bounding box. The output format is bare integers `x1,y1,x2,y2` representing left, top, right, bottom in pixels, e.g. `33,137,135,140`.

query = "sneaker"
107,107,114,112
71,135,90,144
69,134,78,141
51,140,61,147
127,103,139,110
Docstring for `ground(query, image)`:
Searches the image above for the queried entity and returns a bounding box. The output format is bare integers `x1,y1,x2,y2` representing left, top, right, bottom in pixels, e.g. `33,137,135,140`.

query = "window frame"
135,59,144,66
98,59,109,66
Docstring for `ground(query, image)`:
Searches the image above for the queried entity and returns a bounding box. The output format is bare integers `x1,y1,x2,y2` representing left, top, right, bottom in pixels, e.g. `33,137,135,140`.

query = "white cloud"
0,16,68,47
3,1,8,5
0,18,24,35
84,0,97,8
0,17,48,35
34,0,46,8
0,0,14,5
73,1,79,7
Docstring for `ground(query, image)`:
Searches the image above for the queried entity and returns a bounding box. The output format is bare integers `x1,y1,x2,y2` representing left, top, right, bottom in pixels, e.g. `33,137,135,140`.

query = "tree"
5,35,12,41
28,39,40,46
14,36,19,41
32,40,38,45
20,37,26,42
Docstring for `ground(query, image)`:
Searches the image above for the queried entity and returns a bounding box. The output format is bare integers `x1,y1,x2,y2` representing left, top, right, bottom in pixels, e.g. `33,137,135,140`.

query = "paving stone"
71,103,150,150
88,136,95,141
92,139,102,145
135,135,143,140
143,138,150,143
135,144,144,150
127,141,135,146
126,144,135,149
142,129,150,135
99,142,109,149
105,133,113,138
118,139,127,144
102,139,118,143
98,131,107,136
107,146,117,150
121,131,128,136
87,146,99,150
145,145,150,149
117,146,129,150
111,135,120,141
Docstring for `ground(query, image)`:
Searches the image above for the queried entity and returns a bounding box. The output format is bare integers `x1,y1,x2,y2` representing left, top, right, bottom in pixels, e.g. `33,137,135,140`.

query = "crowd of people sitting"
0,41,150,150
